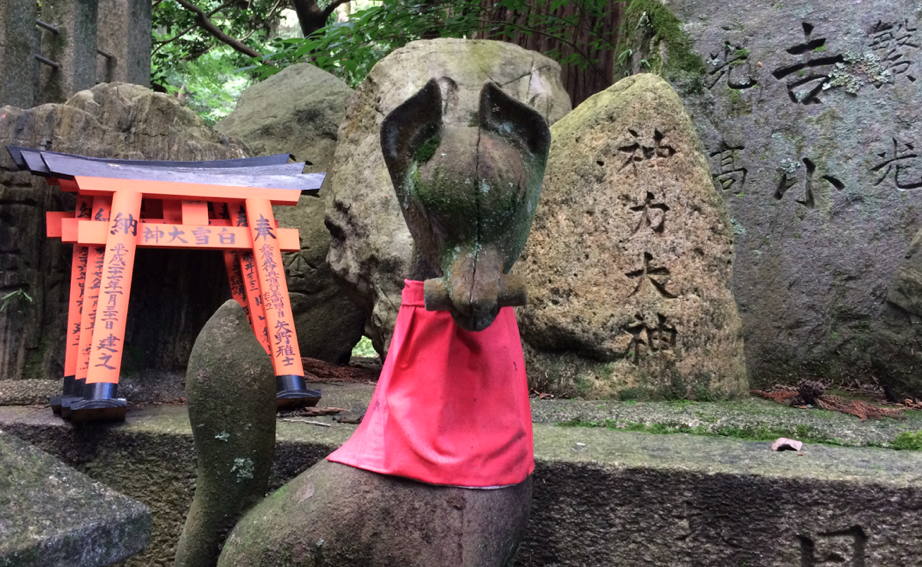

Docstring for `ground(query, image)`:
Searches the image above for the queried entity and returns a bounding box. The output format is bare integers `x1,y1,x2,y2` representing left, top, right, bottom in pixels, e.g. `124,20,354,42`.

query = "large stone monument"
622,0,922,392
518,73,748,399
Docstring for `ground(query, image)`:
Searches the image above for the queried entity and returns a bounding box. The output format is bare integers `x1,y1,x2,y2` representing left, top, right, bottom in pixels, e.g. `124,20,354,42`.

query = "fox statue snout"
381,79,551,331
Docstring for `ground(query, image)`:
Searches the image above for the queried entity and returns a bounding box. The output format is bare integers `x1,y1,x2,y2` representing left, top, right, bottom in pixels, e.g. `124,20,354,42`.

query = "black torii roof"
6,146,324,194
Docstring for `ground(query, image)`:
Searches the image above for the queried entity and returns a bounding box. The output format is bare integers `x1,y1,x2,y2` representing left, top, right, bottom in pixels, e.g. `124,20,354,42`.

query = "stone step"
1,384,920,567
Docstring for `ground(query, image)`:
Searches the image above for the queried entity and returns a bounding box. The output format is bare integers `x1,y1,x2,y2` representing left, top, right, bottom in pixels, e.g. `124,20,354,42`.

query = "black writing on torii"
630,191,669,234
772,22,845,104
626,252,676,299
869,19,920,83
622,313,677,364
706,42,758,90
872,138,922,190
618,128,676,174
710,143,747,193
775,157,845,208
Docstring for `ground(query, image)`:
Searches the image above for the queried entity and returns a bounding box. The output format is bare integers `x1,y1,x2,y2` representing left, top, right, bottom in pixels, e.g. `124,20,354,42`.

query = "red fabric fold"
327,280,534,488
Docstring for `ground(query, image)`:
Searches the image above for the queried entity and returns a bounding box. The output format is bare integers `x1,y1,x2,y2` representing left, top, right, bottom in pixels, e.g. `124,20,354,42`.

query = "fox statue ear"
479,81,552,161
380,79,443,205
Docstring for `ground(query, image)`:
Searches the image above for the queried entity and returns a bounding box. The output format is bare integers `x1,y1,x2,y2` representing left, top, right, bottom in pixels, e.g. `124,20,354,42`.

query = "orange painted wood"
245,197,304,377
63,196,93,378
181,200,209,226
73,176,303,205
76,196,112,380
46,211,69,238
68,220,299,251
162,200,182,223
223,250,255,330
85,190,143,385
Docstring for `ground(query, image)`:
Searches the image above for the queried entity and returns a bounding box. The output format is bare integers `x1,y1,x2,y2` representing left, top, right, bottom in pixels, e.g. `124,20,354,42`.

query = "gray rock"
174,300,276,567
217,63,365,363
218,460,532,567
0,429,151,567
624,1,922,389
873,227,922,399
325,38,571,355
519,74,748,400
0,82,248,381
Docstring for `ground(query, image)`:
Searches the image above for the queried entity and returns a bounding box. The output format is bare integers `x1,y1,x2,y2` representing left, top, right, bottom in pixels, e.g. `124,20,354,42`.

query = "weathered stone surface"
96,0,152,87
0,429,151,567
633,1,922,389
216,64,365,363
2,400,922,567
0,0,40,108
39,0,99,104
0,82,248,382
518,74,747,399
174,300,276,567
873,226,922,399
218,460,532,567
325,38,571,354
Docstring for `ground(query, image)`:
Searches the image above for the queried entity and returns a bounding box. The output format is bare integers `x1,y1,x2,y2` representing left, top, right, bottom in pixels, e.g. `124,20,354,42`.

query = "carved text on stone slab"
622,313,677,364
626,252,676,299
707,41,758,90
798,525,867,567
710,143,747,193
775,157,844,208
772,22,845,104
630,191,670,234
618,128,676,174
869,19,919,83
872,137,922,190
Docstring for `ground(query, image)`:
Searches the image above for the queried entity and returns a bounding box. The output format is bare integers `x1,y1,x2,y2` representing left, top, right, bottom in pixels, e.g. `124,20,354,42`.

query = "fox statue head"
381,79,552,332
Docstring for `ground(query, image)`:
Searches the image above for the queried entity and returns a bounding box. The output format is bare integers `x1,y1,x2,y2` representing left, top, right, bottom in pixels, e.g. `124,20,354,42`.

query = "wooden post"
244,197,317,406
72,189,142,421
52,195,92,414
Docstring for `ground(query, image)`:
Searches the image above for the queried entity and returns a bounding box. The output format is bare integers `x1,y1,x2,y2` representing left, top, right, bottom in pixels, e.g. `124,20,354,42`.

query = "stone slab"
2,385,921,566
0,429,151,567
650,0,922,388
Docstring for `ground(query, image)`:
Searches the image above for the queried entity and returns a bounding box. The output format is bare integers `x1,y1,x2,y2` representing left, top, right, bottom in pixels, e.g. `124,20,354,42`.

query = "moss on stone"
618,0,706,80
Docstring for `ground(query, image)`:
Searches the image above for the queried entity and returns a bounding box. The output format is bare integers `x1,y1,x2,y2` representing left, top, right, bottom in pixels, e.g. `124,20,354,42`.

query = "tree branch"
291,0,350,38
173,0,263,59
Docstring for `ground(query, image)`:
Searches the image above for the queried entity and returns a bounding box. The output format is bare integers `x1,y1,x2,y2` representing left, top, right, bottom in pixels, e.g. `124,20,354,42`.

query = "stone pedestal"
39,0,98,104
0,0,40,108
96,0,151,86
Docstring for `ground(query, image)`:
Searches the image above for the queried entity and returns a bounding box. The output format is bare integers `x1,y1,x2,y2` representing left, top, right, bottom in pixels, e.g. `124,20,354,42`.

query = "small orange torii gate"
9,147,325,423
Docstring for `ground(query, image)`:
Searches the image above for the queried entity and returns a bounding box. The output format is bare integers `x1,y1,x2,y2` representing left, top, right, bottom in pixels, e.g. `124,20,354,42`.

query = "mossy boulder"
216,63,365,363
518,74,748,400
174,300,276,567
218,459,532,567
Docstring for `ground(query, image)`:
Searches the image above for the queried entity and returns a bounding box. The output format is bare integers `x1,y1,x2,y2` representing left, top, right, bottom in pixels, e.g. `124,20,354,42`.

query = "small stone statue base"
218,460,532,567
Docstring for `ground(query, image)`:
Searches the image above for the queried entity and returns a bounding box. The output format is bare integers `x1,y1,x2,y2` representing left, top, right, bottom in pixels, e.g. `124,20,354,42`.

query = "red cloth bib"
327,280,534,488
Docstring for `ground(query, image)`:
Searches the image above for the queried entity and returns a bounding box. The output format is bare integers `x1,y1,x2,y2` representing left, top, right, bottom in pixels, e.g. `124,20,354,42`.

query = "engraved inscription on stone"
710,143,747,193
622,313,677,364
630,191,670,234
775,157,844,208
706,41,758,90
618,128,677,174
869,19,920,82
798,525,867,567
626,252,676,299
772,22,845,104
872,137,922,189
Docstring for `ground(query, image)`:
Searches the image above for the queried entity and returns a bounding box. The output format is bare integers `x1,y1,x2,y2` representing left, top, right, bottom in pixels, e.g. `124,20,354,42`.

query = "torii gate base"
9,147,325,423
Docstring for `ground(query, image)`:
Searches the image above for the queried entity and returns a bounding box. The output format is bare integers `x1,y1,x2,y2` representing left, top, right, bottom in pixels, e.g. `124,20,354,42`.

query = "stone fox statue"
381,78,552,331
210,80,551,567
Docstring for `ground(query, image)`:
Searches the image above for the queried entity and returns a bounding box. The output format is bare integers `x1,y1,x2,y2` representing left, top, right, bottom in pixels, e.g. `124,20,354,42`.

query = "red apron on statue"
327,280,534,488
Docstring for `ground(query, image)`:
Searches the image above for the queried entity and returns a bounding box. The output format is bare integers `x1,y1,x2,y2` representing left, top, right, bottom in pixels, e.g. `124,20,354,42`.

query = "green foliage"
350,336,378,358
246,0,622,88
891,430,922,451
0,289,32,313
